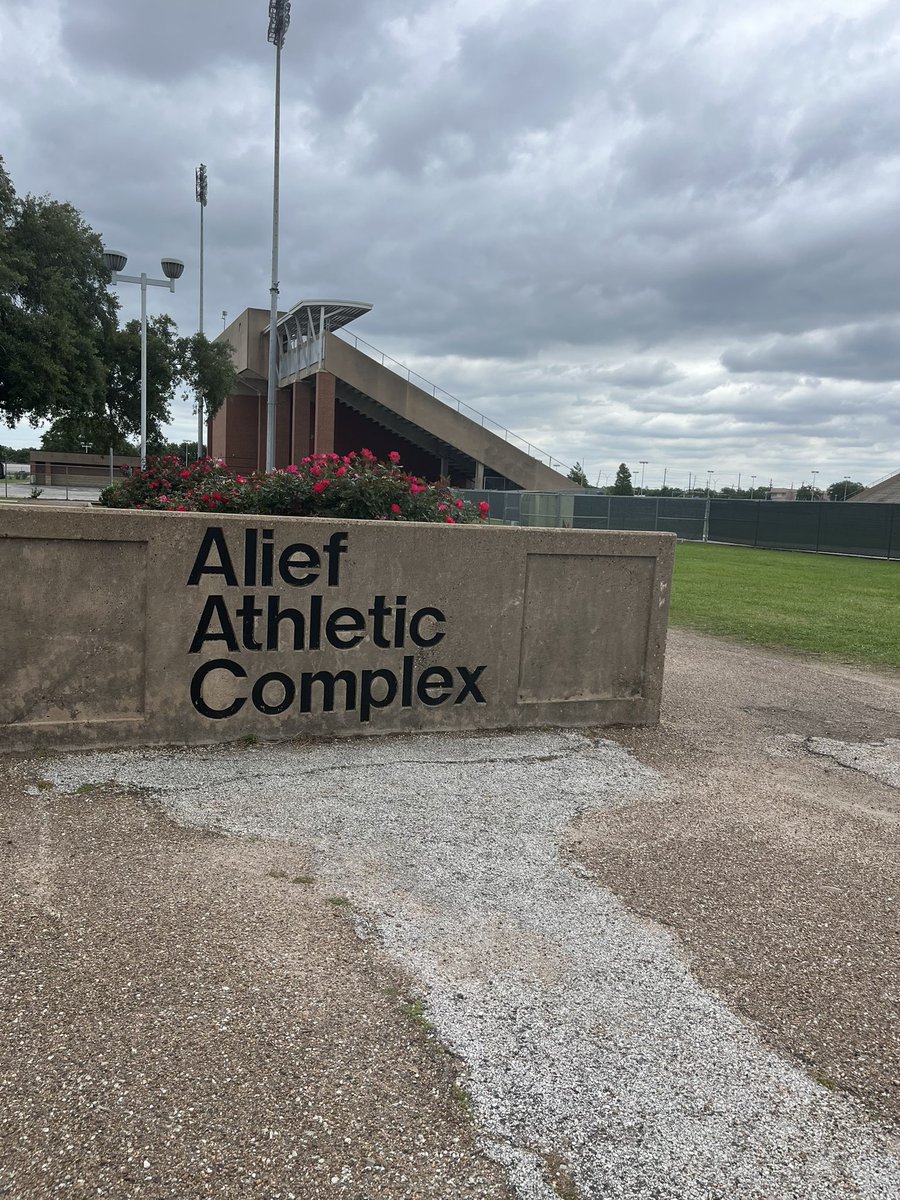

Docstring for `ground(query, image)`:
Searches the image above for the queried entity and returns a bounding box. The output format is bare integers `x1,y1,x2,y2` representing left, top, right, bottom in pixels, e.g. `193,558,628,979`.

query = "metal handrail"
865,468,899,488
334,329,571,474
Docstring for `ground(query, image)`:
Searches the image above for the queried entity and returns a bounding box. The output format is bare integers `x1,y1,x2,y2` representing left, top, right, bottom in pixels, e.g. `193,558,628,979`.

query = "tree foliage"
826,479,865,501
567,460,589,488
0,158,236,450
796,484,824,501
609,462,634,495
0,158,117,427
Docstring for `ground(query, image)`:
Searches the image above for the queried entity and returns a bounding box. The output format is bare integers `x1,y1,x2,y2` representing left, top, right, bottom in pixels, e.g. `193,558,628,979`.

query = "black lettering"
367,595,393,648
279,543,320,586
243,528,257,586
261,529,274,586
401,654,414,707
189,595,239,653
409,607,446,647
394,595,407,647
416,666,453,706
236,595,263,651
308,594,322,650
251,671,296,715
266,595,306,651
359,669,398,723
190,659,247,719
299,670,358,713
187,527,238,587
455,665,487,705
324,531,349,586
325,607,366,649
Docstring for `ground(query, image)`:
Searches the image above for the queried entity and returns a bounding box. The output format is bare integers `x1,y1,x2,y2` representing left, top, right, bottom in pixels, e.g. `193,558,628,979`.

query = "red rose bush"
98,451,491,524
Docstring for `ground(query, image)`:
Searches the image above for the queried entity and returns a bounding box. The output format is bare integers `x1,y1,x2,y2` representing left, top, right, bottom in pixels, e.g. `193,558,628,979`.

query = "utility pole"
195,163,207,460
265,0,291,472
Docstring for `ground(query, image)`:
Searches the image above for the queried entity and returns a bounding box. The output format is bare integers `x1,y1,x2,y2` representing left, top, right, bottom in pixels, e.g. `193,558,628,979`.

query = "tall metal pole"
196,164,208,461
140,272,148,470
265,40,283,471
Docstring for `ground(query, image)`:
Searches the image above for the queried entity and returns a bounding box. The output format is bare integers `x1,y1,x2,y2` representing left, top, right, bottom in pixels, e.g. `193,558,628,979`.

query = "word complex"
186,527,488,723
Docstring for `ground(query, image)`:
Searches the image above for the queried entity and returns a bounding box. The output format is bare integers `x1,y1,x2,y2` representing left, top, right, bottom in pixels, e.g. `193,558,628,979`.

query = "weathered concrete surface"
577,627,900,1131
0,507,673,751
0,764,514,1200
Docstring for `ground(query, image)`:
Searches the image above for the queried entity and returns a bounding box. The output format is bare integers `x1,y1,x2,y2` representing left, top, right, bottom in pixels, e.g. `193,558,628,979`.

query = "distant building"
209,301,578,491
767,487,798,501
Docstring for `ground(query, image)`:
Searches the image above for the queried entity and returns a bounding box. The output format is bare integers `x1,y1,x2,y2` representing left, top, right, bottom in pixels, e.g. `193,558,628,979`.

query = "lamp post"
196,163,208,460
266,0,291,472
843,475,851,501
811,469,819,499
103,250,184,469
751,474,756,497
222,309,228,329
706,469,714,497
639,460,647,494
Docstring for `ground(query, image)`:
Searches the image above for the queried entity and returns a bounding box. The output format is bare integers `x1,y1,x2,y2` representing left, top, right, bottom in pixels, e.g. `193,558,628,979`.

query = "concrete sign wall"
0,508,674,751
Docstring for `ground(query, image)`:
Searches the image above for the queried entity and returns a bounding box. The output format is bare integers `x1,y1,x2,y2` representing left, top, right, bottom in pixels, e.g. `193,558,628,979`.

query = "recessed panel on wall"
0,537,147,726
517,553,655,704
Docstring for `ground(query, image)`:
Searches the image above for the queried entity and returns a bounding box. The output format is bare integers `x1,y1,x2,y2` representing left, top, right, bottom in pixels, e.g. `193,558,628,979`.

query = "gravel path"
41,730,900,1200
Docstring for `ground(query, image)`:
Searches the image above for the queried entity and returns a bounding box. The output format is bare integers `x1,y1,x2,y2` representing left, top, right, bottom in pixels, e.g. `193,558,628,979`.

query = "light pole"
103,250,184,469
222,309,228,330
751,474,756,497
843,475,851,501
266,0,291,472
811,469,819,499
196,163,207,460
706,469,714,497
639,460,647,494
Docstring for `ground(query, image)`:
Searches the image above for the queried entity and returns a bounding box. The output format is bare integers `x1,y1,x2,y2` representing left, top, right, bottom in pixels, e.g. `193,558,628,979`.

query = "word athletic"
189,594,446,654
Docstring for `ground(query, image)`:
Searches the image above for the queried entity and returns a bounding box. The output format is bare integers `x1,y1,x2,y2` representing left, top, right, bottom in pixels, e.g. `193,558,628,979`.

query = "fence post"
702,497,710,542
814,501,824,554
754,499,761,548
109,446,114,487
887,504,897,561
655,498,660,531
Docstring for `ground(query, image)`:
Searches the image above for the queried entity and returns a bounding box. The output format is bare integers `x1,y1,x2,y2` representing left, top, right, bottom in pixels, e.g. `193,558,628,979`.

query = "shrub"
97,450,491,524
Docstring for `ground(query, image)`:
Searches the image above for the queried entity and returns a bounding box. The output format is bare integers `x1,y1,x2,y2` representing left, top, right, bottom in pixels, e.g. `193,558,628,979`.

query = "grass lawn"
670,543,900,669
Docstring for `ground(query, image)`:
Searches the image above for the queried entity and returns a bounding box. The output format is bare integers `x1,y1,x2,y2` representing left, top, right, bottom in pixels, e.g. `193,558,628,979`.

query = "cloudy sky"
2,0,899,489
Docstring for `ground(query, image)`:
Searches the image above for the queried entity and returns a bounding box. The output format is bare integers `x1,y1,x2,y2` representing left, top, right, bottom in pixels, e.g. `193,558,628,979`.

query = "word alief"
185,527,488,724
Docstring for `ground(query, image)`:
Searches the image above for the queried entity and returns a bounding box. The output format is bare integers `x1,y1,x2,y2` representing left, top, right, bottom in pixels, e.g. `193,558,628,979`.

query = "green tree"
0,158,117,428
0,444,35,463
609,462,634,495
40,315,180,453
567,460,589,488
826,479,864,501
177,331,236,424
796,484,824,501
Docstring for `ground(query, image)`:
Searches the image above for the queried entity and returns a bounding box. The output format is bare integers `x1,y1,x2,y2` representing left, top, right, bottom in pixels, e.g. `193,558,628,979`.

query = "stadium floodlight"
267,0,291,46
265,0,291,469
103,247,182,469
195,163,208,458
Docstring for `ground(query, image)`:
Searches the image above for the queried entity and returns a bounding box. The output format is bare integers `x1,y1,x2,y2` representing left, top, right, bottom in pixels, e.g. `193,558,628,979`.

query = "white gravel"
43,731,900,1200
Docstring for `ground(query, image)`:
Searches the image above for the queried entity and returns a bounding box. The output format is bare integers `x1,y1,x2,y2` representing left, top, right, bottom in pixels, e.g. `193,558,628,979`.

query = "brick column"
292,380,314,462
313,371,336,455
